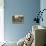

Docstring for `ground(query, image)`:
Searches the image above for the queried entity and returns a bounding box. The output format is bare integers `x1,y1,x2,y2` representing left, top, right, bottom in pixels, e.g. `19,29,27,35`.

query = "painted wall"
4,0,40,42
40,0,46,27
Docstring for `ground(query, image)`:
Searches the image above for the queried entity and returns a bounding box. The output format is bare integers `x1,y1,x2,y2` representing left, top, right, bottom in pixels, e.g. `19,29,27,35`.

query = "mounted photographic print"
12,15,24,24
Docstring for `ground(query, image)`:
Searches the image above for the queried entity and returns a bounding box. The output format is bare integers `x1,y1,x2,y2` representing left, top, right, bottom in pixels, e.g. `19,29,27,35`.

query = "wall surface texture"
40,0,46,27
4,0,40,42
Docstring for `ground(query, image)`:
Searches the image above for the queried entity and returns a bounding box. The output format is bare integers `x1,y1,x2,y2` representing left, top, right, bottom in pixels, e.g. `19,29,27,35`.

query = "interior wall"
40,0,46,27
4,0,40,42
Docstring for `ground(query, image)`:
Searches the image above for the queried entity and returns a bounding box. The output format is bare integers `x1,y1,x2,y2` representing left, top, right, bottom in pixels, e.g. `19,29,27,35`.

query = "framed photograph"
12,15,24,24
